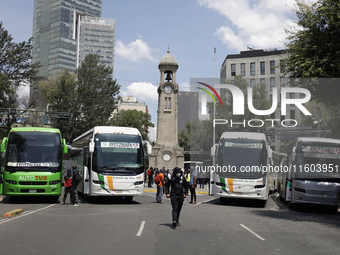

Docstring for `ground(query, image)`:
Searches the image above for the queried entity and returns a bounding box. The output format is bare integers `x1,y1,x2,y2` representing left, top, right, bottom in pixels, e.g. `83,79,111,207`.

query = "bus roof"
9,127,61,134
220,132,266,141
281,137,340,154
72,126,141,143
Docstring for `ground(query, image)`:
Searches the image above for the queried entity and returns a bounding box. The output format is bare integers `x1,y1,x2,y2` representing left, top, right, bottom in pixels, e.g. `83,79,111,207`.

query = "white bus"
70,126,152,202
210,132,272,204
278,137,340,209
270,150,287,192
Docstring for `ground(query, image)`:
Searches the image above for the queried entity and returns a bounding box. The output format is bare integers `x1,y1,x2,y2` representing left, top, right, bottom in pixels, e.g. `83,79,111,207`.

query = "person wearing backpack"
155,169,164,203
147,167,153,187
71,165,82,206
166,167,188,228
61,168,73,205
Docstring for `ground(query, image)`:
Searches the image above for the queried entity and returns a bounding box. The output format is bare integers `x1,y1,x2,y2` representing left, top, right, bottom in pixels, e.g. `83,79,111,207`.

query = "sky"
0,0,311,140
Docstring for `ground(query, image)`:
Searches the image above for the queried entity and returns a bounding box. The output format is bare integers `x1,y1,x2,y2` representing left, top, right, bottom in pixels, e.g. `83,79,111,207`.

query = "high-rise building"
31,0,106,96
76,16,115,71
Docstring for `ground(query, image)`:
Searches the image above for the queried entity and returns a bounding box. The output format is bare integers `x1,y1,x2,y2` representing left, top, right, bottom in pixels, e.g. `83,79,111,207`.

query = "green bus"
0,127,68,200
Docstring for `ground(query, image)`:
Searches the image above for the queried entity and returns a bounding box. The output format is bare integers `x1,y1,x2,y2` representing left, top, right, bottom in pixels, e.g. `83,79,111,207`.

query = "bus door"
82,147,90,195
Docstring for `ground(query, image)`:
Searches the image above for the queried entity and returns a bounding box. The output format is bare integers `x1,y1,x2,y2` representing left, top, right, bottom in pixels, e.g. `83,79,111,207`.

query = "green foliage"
0,22,41,130
284,0,340,105
39,54,120,142
111,109,154,141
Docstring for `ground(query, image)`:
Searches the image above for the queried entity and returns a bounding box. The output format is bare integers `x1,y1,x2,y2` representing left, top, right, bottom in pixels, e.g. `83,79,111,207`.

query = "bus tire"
125,196,133,202
220,197,226,203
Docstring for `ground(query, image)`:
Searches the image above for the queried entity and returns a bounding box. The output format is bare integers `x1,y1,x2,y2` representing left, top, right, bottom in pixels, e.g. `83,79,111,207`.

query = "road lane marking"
0,204,56,225
240,224,265,241
136,221,145,236
193,197,217,206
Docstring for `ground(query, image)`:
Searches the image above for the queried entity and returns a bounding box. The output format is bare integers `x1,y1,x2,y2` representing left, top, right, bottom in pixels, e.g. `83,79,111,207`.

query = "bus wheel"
220,197,226,203
125,196,133,202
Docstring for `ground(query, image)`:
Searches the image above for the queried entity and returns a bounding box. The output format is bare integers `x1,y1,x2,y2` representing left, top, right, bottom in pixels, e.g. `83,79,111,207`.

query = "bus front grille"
19,182,48,185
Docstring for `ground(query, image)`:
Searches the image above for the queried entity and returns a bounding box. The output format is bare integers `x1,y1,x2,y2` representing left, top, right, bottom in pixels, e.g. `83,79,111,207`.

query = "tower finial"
167,44,170,53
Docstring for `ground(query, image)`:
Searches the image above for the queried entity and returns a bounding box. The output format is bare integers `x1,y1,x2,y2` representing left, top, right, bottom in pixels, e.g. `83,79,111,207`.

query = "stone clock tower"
149,50,184,170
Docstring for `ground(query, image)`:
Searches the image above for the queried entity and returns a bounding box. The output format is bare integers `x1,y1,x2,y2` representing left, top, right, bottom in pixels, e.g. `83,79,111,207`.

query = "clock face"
164,85,173,94
163,153,171,161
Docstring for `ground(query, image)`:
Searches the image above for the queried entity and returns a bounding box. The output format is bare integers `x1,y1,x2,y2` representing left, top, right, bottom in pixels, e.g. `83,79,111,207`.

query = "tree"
39,54,120,142
284,0,340,105
112,109,154,141
0,22,41,130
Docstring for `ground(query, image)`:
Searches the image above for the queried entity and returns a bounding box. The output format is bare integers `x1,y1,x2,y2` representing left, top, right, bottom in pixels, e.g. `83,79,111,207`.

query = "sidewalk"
144,184,209,194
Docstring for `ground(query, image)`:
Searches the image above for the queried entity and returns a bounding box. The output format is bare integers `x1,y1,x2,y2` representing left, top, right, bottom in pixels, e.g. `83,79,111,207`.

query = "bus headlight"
93,180,104,185
134,181,144,186
294,188,306,193
50,180,60,185
215,182,226,187
5,180,17,185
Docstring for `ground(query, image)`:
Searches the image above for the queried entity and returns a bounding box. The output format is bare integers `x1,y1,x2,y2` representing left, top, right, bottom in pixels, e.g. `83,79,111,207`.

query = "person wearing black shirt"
166,167,188,228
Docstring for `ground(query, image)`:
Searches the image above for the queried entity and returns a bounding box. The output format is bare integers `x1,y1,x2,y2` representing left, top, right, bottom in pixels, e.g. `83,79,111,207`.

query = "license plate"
29,189,37,193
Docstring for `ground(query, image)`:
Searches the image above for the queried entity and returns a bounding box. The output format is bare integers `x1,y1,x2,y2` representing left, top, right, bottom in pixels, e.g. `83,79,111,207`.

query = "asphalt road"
0,189,340,255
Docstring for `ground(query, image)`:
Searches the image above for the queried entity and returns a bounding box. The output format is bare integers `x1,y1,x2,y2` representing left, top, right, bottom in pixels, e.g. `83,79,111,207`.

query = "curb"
2,209,25,218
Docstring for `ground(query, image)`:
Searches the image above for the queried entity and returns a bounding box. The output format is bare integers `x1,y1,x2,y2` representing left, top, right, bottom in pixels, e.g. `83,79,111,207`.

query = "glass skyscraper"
31,0,104,94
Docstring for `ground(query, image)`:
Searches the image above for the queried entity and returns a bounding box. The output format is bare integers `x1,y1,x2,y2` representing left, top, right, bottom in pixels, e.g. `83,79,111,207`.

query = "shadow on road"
1,196,59,204
78,194,141,205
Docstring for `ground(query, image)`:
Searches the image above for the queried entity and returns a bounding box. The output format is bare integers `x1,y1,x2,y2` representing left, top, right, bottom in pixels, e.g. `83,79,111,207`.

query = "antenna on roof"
247,45,254,51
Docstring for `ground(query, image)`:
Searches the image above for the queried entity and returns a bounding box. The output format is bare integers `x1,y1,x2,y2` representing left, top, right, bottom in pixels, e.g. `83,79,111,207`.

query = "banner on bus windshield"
7,162,51,167
101,142,140,148
302,146,340,154
224,142,263,149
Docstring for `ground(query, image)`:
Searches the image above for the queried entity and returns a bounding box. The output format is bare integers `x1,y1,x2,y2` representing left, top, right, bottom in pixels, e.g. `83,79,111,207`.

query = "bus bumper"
292,179,340,205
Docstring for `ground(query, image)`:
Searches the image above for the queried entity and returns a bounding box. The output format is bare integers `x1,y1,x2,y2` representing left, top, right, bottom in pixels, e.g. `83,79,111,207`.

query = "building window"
250,79,255,87
280,59,285,73
165,97,171,109
260,62,265,75
270,77,275,90
241,63,245,76
290,110,295,120
290,93,295,106
270,61,275,74
270,94,273,102
231,64,236,76
168,97,171,109
260,78,265,85
250,62,255,76
280,77,285,87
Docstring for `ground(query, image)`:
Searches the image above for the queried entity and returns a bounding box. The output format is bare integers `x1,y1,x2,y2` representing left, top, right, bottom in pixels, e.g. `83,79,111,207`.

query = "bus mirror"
89,141,95,153
267,147,272,159
211,144,217,157
63,145,68,154
143,141,152,155
1,137,8,153
292,147,296,162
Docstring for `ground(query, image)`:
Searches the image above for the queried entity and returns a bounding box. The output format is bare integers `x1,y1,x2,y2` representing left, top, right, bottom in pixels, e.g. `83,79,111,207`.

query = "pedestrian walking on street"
166,167,188,228
61,168,73,205
71,165,82,206
155,169,164,203
185,168,190,196
189,166,198,204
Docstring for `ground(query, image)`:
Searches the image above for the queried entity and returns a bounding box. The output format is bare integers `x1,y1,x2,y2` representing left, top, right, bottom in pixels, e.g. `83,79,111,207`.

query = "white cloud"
120,82,158,102
115,38,158,62
198,0,318,50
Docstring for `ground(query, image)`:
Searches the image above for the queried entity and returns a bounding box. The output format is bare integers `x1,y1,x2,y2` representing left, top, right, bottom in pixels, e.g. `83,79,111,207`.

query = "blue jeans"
156,185,163,202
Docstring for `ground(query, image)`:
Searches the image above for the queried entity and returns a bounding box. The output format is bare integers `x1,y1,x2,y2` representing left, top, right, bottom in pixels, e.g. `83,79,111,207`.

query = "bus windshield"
6,132,62,172
296,141,340,178
93,133,144,174
216,139,267,178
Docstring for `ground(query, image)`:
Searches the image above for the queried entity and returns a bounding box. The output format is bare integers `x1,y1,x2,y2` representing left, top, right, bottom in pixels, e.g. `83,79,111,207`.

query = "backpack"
147,169,152,176
164,174,169,184
72,169,82,185
64,169,73,187
154,173,160,185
